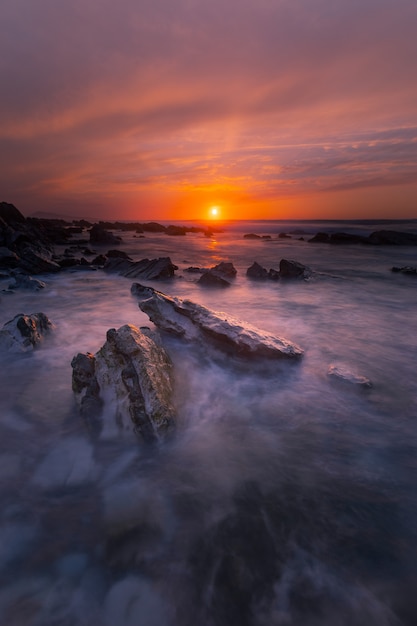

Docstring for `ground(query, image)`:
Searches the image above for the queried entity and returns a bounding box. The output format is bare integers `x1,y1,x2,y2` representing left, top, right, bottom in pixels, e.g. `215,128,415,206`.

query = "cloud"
1,0,417,217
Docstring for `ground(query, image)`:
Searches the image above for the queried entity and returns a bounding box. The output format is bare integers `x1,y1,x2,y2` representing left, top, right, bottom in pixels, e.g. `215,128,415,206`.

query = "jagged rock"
197,272,231,288
246,262,269,280
104,256,178,280
309,232,330,243
8,275,46,291
197,261,236,287
244,233,262,239
268,268,280,280
391,266,417,275
57,257,81,268
89,224,122,245
278,232,291,239
279,259,311,279
135,285,303,360
17,246,61,274
0,312,54,352
166,225,187,236
327,364,372,388
212,262,237,278
71,324,175,440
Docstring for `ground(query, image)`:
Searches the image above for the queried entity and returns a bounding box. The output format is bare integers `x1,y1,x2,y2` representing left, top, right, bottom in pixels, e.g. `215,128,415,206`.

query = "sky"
1,0,417,222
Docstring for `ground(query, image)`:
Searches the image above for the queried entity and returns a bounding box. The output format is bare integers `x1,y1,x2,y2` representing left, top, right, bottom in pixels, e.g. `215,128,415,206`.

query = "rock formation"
104,256,178,280
132,284,303,360
246,259,311,281
327,364,372,388
71,324,176,441
197,261,237,288
0,312,54,352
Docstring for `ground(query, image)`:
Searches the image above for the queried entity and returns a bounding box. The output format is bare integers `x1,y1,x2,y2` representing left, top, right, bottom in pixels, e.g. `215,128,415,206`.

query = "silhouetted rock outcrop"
197,261,237,287
246,262,269,280
89,224,122,245
246,259,311,281
391,266,417,275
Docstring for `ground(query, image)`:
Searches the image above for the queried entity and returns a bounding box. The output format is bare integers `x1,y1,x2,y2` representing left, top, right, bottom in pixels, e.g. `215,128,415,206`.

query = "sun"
209,205,221,219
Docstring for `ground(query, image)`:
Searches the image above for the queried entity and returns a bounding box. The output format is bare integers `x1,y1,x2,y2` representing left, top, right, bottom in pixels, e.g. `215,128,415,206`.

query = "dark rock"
243,233,262,239
0,247,20,269
8,275,46,291
0,312,54,352
81,247,94,256
268,268,280,280
197,272,231,288
58,258,81,268
368,230,417,246
135,285,304,359
0,201,26,225
212,262,237,278
166,225,187,236
278,233,291,239
184,266,205,274
279,258,311,279
72,325,175,440
391,266,417,275
89,224,122,245
308,232,330,243
104,256,178,280
246,262,269,280
91,254,107,266
328,232,366,245
106,249,132,259
262,235,272,239
18,247,61,274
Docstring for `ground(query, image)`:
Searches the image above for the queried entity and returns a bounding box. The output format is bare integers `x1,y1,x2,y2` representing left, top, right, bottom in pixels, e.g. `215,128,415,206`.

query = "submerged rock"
134,285,303,360
8,275,46,291
391,266,417,276
246,262,269,280
0,312,54,352
71,324,175,441
327,364,372,388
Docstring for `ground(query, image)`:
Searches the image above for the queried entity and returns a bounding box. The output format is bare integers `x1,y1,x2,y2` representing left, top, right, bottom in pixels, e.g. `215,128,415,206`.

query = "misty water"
1,220,417,625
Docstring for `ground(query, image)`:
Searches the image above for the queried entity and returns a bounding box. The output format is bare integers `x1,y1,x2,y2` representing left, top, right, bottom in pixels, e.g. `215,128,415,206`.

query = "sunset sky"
1,0,417,221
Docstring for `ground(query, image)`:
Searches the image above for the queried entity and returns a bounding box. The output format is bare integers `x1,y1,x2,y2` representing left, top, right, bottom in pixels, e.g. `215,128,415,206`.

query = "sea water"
0,220,416,625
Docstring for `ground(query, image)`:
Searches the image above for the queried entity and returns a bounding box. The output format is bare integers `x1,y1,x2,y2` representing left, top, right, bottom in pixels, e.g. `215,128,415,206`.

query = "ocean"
0,219,416,625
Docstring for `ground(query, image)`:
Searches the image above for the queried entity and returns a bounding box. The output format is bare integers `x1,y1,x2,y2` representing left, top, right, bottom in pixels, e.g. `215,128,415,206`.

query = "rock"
327,364,372,388
212,261,237,278
268,268,280,280
184,266,205,274
106,250,132,259
279,258,311,279
91,254,107,266
8,275,46,291
391,266,417,275
368,230,417,246
71,325,175,441
166,225,187,236
243,233,262,239
0,247,20,269
308,232,330,243
197,261,236,287
17,246,61,274
278,232,291,239
0,201,26,225
89,224,122,245
0,312,54,352
58,258,82,269
246,262,269,280
135,285,303,360
104,256,178,280
197,272,231,288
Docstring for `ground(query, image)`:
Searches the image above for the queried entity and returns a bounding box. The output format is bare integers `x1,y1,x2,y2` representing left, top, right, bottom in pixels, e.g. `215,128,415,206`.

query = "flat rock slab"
0,312,54,352
327,364,372,388
72,324,175,441
133,284,303,360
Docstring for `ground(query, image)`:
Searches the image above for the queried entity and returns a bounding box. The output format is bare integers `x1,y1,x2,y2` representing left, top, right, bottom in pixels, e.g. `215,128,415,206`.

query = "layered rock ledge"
132,284,303,360
71,324,175,441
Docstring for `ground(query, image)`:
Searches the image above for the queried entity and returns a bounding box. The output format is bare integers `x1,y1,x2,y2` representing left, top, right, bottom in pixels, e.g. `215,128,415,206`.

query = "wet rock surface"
104,256,178,280
197,261,237,287
246,259,311,281
327,364,372,388
134,285,303,359
72,324,176,440
0,312,54,352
